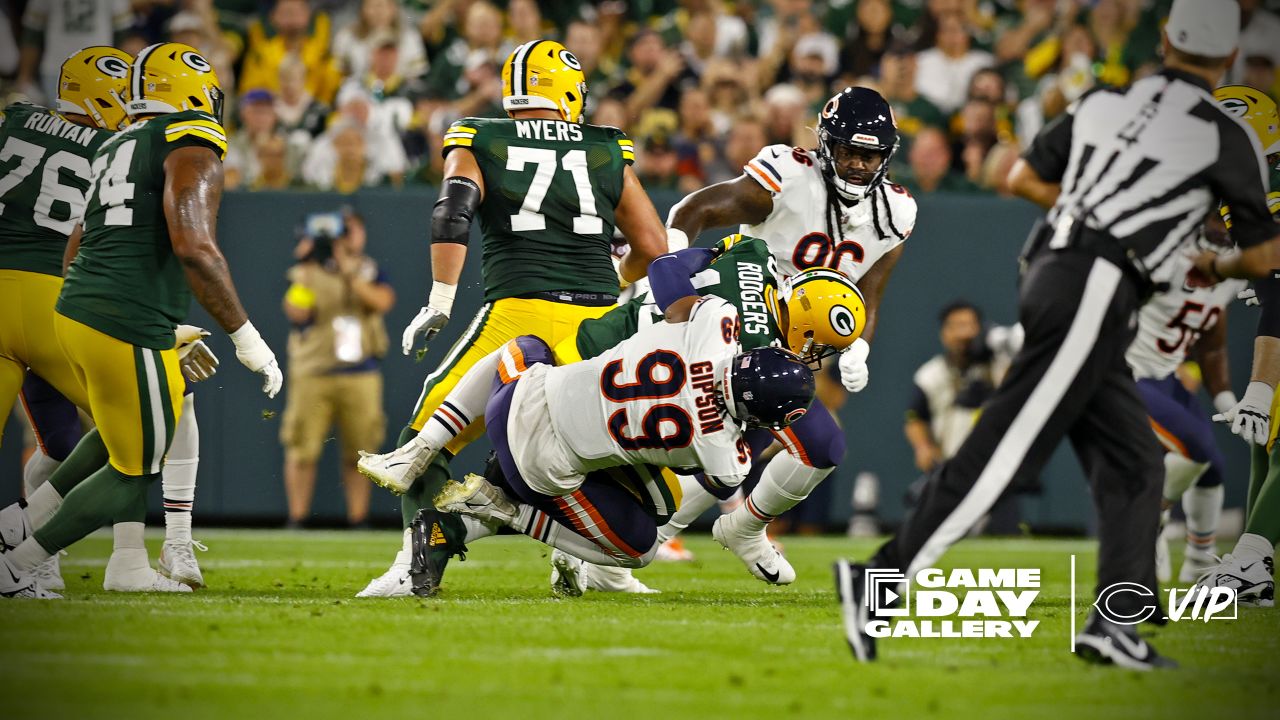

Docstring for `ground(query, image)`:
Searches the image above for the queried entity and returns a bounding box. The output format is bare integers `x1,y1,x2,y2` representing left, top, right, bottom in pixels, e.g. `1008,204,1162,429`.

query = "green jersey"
575,236,782,360
58,110,228,349
442,116,634,302
0,103,111,276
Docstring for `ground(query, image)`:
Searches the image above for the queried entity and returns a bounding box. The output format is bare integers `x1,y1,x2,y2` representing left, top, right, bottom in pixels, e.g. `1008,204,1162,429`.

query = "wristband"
229,319,263,348
666,227,690,252
429,282,457,317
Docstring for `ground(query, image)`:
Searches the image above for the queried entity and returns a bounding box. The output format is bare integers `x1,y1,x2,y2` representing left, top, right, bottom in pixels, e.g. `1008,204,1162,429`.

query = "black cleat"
1074,611,1177,670
408,509,468,597
834,560,877,662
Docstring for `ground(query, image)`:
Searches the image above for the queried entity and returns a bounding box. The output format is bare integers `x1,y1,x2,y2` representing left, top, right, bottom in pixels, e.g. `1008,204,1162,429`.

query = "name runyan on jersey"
742,144,918,280
540,296,750,486
1126,245,1246,380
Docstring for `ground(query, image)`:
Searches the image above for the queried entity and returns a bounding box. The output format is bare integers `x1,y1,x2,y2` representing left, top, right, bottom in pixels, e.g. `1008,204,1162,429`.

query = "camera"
299,211,346,264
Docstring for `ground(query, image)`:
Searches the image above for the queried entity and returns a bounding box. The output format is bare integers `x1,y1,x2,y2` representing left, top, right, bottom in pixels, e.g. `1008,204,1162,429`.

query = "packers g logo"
558,49,582,71
180,51,212,73
829,305,856,337
96,55,129,79
1220,97,1249,119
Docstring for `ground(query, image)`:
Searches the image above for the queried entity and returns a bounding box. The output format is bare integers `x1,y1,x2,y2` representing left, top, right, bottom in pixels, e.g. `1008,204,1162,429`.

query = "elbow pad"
431,176,481,245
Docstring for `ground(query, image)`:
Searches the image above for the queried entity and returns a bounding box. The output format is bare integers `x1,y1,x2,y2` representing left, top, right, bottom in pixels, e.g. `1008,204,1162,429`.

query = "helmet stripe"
131,43,160,103
510,40,536,97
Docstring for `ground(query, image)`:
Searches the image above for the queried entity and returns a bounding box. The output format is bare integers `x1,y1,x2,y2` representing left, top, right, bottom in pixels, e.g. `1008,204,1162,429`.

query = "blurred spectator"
898,126,979,194
332,0,426,80
788,33,840,110
451,55,504,118
878,44,947,142
703,58,756,133
241,0,343,104
955,98,999,183
915,12,995,114
0,7,17,77
302,89,407,191
993,0,1057,67
276,53,331,138
167,9,238,102
1015,24,1097,147
707,115,768,185
17,0,131,102
1243,56,1279,100
841,0,896,79
1231,0,1280,90
225,89,311,190
565,19,621,101
421,1,506,100
344,36,415,120
977,141,1021,196
251,134,299,190
761,83,809,147
634,133,680,191
281,209,394,528
677,10,722,81
672,86,719,192
590,97,629,130
507,0,548,47
1086,0,1140,88
609,29,693,124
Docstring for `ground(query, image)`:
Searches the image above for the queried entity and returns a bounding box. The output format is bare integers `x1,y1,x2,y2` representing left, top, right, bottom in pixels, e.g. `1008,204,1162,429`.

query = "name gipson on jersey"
690,361,723,435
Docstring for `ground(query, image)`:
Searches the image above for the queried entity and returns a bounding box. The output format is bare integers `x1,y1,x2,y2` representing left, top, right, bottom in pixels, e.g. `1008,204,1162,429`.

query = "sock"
162,394,198,544
33,464,155,556
23,448,61,496
400,453,453,527
736,453,834,532
1231,532,1275,563
1182,485,1223,553
1162,453,1209,503
391,527,411,567
416,350,501,449
48,428,109,497
25,482,64,530
656,476,717,543
521,507,653,568
105,521,151,582
461,515,499,542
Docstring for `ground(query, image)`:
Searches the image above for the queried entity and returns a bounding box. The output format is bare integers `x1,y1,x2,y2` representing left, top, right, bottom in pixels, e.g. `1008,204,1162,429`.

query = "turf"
1,531,1276,720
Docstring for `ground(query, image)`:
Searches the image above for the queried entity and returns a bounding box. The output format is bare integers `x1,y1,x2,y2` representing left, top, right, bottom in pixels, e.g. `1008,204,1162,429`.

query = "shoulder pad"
743,144,816,195
443,117,481,150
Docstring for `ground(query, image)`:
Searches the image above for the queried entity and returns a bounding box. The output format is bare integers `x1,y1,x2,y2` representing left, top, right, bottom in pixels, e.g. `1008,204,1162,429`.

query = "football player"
654,86,916,581
1,42,282,599
401,268,817,597
1194,85,1280,605
354,39,667,597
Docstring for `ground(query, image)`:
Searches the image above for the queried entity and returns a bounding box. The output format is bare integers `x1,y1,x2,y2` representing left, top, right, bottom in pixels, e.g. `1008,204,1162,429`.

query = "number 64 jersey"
741,144,917,280
507,296,751,497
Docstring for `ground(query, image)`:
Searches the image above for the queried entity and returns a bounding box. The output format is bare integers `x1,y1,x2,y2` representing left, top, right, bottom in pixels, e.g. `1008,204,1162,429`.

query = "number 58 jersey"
513,296,751,495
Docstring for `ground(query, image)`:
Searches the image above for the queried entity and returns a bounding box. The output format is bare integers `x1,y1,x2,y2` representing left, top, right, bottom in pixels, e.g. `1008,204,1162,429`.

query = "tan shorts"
281,371,386,463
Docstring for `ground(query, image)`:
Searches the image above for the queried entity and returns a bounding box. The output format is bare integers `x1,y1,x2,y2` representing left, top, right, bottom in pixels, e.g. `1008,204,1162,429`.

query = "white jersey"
741,144,918,280
1125,245,1245,380
514,296,750,494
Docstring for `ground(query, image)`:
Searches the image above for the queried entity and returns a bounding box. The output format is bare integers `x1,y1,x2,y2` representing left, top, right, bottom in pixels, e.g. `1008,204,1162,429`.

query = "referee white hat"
1165,0,1241,58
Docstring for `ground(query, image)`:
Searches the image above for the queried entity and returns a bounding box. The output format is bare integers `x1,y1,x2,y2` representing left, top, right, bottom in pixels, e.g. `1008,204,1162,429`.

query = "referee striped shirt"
1024,68,1278,276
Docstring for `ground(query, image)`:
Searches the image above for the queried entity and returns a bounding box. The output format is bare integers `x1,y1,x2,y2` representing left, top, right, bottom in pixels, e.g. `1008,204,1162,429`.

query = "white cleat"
1178,546,1219,585
582,564,660,594
1194,553,1274,607
0,501,33,553
435,473,519,526
32,552,64,591
356,560,413,598
1,552,58,599
104,558,193,593
712,513,795,585
550,550,585,597
357,437,434,495
158,540,207,589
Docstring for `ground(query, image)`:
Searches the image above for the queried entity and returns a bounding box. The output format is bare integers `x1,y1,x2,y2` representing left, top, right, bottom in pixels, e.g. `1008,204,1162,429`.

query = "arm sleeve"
1211,116,1279,250
905,383,931,424
1022,109,1074,183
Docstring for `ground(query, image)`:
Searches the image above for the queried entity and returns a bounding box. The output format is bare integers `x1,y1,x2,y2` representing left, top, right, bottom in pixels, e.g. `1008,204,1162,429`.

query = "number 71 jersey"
442,116,634,302
542,296,752,488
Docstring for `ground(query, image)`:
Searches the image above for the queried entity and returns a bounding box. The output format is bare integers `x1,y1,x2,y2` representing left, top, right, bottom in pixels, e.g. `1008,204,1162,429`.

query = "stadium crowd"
4,0,1278,196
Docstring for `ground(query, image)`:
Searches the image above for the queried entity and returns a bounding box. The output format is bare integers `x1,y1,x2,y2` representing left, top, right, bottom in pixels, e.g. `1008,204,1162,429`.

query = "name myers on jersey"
689,361,725,435
515,119,584,143
23,112,98,146
736,261,771,337
865,567,1041,639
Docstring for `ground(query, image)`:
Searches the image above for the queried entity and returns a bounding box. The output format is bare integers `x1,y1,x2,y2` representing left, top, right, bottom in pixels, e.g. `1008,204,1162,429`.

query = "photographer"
281,210,395,528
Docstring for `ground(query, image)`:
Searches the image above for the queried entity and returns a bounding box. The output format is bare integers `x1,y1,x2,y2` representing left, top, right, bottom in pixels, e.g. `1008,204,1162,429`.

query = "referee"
836,0,1280,670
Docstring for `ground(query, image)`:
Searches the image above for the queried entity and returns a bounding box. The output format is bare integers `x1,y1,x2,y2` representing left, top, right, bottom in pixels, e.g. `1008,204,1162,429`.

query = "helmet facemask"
817,129,897,202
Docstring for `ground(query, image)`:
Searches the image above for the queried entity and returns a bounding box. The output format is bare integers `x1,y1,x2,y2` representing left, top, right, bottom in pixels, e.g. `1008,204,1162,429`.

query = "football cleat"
434,473,520,526
654,537,694,563
357,437,435,495
581,564,660,594
157,539,207,589
1194,553,1275,607
356,562,412,598
103,566,192,593
408,509,467,598
833,560,877,662
712,512,795,585
32,553,64,591
1074,610,1177,670
1,552,56,599
1178,546,1219,585
0,501,32,553
550,550,585,597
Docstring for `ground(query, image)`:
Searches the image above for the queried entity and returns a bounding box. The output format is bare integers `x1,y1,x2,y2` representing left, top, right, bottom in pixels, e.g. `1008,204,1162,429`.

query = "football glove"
1239,288,1260,307
229,320,283,399
1213,381,1273,446
402,306,449,356
175,325,219,383
838,338,871,393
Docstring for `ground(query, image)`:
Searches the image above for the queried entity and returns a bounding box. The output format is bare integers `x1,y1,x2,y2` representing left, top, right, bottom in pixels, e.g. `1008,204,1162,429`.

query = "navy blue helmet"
722,347,815,430
817,86,899,202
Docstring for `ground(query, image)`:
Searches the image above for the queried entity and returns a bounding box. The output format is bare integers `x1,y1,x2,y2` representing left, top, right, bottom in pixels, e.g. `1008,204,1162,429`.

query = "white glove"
1213,381,1273,446
402,282,455,356
838,338,871,393
230,320,283,399
1238,288,1260,306
175,325,219,383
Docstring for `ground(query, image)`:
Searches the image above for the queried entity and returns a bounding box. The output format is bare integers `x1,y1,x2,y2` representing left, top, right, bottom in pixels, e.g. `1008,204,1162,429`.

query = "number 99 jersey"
741,144,917,280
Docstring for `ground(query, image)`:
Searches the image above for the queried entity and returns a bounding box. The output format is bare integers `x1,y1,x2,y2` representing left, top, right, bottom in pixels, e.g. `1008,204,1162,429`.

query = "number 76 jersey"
536,295,751,489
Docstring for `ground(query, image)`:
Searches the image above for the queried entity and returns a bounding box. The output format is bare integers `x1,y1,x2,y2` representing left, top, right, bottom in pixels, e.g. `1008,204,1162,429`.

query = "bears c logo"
96,55,129,79
821,96,839,119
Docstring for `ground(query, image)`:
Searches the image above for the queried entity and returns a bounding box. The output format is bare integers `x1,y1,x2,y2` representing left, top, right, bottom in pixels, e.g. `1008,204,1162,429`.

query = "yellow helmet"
1215,85,1280,158
126,42,224,121
776,268,867,365
502,40,587,123
56,46,131,130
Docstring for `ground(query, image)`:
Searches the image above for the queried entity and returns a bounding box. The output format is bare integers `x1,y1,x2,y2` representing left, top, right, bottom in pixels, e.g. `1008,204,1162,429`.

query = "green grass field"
1,530,1276,720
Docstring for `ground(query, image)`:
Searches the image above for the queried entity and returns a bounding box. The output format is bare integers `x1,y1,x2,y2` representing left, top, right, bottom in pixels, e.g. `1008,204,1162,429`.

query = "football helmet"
502,40,588,124
1215,85,1280,159
776,268,867,366
817,87,899,202
722,347,815,430
126,42,224,121
56,46,131,130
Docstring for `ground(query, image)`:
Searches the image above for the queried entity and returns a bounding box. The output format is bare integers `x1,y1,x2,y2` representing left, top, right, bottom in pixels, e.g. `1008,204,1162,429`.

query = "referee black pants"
873,249,1164,607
